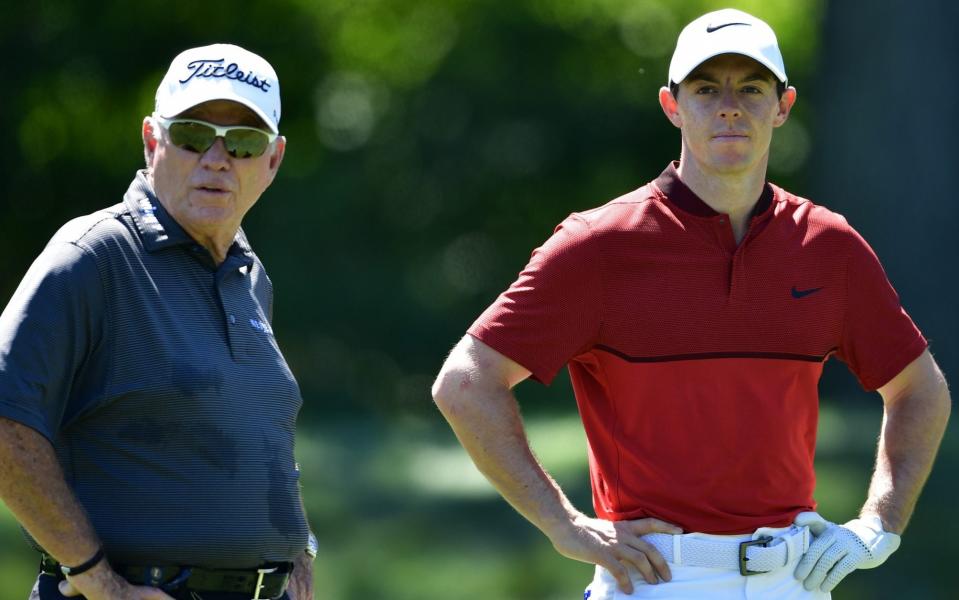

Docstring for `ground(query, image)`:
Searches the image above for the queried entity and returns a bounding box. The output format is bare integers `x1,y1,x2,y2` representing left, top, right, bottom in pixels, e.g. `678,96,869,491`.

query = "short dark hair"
670,79,787,100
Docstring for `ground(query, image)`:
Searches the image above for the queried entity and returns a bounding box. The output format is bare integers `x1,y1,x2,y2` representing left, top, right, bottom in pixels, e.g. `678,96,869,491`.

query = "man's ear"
142,116,158,159
659,86,682,128
269,136,286,172
773,86,798,128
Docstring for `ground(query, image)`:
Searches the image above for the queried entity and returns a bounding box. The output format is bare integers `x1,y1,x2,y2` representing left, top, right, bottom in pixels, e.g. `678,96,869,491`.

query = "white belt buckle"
252,566,278,600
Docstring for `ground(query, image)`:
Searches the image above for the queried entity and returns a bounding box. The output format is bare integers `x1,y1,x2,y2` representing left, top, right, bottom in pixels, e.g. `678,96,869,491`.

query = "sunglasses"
153,115,277,158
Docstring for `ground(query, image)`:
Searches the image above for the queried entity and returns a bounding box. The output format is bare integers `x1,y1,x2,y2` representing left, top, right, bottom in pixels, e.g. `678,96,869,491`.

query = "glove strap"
845,515,901,569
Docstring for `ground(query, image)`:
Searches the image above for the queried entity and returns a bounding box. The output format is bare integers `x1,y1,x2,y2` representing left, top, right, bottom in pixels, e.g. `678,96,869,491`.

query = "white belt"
642,525,811,576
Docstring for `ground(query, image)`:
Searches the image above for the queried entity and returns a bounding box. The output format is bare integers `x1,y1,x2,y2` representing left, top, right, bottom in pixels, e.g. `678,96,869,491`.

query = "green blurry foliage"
0,0,825,423
2,0,955,598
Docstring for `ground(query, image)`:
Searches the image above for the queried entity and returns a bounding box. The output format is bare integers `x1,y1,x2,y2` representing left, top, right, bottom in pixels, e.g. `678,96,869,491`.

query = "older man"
432,9,950,599
0,44,315,600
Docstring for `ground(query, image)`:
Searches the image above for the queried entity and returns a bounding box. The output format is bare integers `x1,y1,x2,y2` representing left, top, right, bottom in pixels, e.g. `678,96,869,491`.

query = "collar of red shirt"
653,161,775,221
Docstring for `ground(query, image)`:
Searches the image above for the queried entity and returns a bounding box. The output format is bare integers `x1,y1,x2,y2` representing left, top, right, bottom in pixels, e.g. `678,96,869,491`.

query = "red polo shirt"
468,163,927,534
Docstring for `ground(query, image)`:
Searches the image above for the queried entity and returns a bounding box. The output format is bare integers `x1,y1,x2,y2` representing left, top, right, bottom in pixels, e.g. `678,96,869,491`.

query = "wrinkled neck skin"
147,169,238,265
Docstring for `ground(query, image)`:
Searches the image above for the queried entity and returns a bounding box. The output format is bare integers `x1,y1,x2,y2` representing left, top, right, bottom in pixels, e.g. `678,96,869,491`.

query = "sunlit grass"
0,510,35,598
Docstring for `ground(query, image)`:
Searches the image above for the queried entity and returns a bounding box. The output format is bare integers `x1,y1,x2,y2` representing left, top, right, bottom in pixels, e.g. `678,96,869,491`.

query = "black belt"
40,554,292,599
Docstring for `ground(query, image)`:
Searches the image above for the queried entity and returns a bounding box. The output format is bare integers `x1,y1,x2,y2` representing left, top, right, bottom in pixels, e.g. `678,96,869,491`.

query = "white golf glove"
793,512,901,592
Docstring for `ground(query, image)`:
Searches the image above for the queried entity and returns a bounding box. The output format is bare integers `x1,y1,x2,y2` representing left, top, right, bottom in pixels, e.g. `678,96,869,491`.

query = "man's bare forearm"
865,355,951,533
0,417,101,564
432,337,681,593
434,377,576,536
0,418,175,598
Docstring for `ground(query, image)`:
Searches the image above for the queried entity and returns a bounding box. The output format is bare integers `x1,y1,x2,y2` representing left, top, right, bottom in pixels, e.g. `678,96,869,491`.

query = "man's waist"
65,504,309,567
602,524,811,578
40,554,293,600
598,504,811,536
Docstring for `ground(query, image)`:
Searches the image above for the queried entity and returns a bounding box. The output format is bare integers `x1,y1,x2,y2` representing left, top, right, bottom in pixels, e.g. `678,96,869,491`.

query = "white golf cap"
154,43,281,133
668,9,787,86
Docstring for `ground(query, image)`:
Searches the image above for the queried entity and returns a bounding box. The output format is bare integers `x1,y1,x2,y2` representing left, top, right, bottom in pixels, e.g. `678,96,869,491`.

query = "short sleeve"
468,215,602,385
0,242,104,440
837,228,927,390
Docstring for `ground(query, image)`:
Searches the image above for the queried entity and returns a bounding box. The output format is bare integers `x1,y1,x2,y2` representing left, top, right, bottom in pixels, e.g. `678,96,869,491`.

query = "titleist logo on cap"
180,59,272,93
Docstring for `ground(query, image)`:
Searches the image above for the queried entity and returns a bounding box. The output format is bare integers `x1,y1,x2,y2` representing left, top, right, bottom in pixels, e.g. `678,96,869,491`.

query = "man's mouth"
195,184,229,193
712,132,749,140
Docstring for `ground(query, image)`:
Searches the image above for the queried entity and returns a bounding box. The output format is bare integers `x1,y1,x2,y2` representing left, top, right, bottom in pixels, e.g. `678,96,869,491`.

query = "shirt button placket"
218,275,246,360
730,249,749,302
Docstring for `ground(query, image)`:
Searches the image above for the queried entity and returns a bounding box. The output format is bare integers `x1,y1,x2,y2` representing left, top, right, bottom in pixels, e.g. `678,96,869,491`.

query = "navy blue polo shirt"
0,171,308,568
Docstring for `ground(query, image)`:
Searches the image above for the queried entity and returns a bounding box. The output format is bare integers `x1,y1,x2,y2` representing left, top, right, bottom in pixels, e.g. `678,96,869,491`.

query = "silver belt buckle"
738,535,773,576
252,566,278,600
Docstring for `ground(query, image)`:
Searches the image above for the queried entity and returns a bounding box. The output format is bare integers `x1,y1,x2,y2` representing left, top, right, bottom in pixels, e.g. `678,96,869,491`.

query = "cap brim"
156,89,279,134
670,48,787,86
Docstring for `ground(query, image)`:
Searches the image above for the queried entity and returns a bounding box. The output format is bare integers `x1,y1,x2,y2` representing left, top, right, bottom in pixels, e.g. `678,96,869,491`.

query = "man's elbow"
935,375,951,422
431,364,472,419
432,335,524,419
884,352,952,422
927,360,952,419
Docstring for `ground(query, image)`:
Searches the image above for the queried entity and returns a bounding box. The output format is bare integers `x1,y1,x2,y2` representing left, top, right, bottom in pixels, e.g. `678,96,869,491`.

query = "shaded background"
1,0,956,598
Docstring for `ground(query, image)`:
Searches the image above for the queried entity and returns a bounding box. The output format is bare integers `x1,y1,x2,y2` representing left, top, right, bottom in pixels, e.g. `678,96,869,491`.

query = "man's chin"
179,207,237,232
702,155,760,176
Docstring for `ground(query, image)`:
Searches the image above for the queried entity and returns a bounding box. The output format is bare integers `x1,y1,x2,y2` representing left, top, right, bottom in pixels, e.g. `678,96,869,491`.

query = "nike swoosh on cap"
706,22,751,33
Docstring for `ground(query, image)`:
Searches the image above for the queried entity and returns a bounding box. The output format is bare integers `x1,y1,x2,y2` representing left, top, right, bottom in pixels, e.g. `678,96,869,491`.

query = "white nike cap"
154,43,281,133
668,8,787,86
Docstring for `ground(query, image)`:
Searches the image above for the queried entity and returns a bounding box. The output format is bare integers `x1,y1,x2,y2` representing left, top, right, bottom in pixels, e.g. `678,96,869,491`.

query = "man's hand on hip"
548,513,682,594
794,512,901,592
58,560,174,600
286,550,314,600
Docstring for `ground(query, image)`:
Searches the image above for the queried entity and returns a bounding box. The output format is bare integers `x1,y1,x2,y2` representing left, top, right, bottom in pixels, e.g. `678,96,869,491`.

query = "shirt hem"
0,401,54,442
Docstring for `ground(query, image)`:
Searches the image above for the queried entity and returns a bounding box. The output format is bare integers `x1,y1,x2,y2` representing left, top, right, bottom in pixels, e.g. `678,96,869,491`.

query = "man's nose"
717,92,742,120
199,137,231,167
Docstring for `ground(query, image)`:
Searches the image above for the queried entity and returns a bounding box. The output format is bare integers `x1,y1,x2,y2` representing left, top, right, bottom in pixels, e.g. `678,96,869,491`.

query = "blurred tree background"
0,0,955,598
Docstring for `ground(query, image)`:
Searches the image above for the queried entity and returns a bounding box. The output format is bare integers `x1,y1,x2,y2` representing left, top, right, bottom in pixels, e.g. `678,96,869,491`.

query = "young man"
0,45,315,600
432,9,950,599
